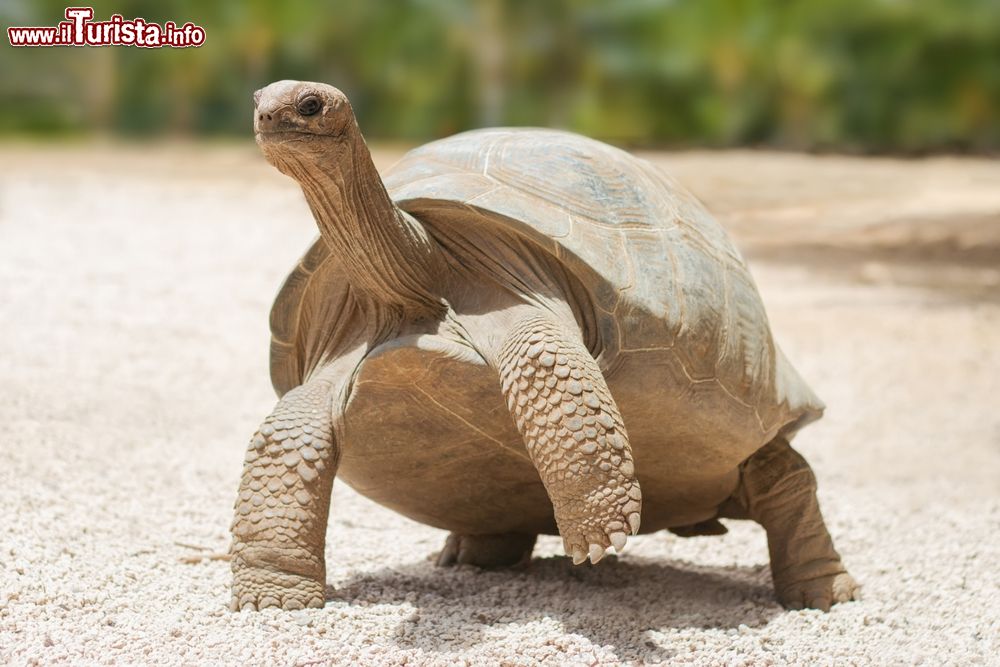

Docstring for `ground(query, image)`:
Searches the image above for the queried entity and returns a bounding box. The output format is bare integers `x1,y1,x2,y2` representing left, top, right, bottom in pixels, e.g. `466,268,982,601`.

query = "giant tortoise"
230,80,860,612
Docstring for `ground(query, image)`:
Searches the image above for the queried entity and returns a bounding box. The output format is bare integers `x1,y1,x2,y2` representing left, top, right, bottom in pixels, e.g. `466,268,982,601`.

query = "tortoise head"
253,80,359,172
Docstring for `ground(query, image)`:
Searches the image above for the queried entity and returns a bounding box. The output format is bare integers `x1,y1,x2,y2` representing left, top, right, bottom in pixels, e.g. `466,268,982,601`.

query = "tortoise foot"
558,502,640,566
230,544,326,611
776,571,861,611
436,532,536,568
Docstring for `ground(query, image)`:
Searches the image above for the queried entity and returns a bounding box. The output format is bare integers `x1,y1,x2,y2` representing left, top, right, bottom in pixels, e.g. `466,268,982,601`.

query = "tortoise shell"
270,129,823,444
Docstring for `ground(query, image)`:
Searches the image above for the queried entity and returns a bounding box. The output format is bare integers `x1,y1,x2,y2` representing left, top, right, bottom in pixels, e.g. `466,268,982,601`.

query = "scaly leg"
229,376,339,611
498,315,641,564
436,532,537,568
732,436,861,610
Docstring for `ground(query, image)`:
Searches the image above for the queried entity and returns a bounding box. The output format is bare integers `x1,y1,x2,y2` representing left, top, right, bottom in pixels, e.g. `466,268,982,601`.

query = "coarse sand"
1,144,998,666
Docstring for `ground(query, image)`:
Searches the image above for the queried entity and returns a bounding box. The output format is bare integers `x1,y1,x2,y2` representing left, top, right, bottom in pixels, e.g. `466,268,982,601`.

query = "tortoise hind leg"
436,532,537,568
724,436,861,611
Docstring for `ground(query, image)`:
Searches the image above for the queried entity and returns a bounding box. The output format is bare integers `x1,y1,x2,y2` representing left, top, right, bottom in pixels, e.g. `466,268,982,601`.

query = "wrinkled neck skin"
276,131,448,321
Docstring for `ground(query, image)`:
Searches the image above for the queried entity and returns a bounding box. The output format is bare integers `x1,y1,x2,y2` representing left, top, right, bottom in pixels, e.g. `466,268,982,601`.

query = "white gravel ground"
1,144,998,666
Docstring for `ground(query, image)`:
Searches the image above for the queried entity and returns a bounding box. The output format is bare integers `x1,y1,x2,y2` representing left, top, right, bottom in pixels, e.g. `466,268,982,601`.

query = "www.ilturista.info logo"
7,7,205,48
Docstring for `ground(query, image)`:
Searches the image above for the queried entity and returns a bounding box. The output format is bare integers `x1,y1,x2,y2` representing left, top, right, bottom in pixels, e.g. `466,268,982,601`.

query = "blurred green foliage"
1,0,998,151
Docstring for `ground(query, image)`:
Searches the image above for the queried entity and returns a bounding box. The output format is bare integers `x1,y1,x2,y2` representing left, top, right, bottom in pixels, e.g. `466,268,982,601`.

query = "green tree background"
1,0,998,151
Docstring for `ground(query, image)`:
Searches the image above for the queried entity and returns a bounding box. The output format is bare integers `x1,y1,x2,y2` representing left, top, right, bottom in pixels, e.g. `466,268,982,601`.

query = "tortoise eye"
297,96,322,116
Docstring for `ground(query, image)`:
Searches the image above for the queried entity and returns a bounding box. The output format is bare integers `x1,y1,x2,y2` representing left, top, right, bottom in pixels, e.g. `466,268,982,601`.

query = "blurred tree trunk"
81,47,117,135
472,0,505,127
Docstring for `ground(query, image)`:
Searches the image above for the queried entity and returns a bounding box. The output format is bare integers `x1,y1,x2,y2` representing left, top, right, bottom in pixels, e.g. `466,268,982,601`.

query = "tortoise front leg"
497,314,642,564
229,377,338,611
728,436,861,610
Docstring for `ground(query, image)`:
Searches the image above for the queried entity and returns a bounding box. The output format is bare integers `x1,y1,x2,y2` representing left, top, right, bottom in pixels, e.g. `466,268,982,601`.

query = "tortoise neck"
295,132,447,319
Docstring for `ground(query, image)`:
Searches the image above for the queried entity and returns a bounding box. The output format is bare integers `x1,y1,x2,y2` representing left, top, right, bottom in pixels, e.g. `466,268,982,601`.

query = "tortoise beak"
254,101,292,135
